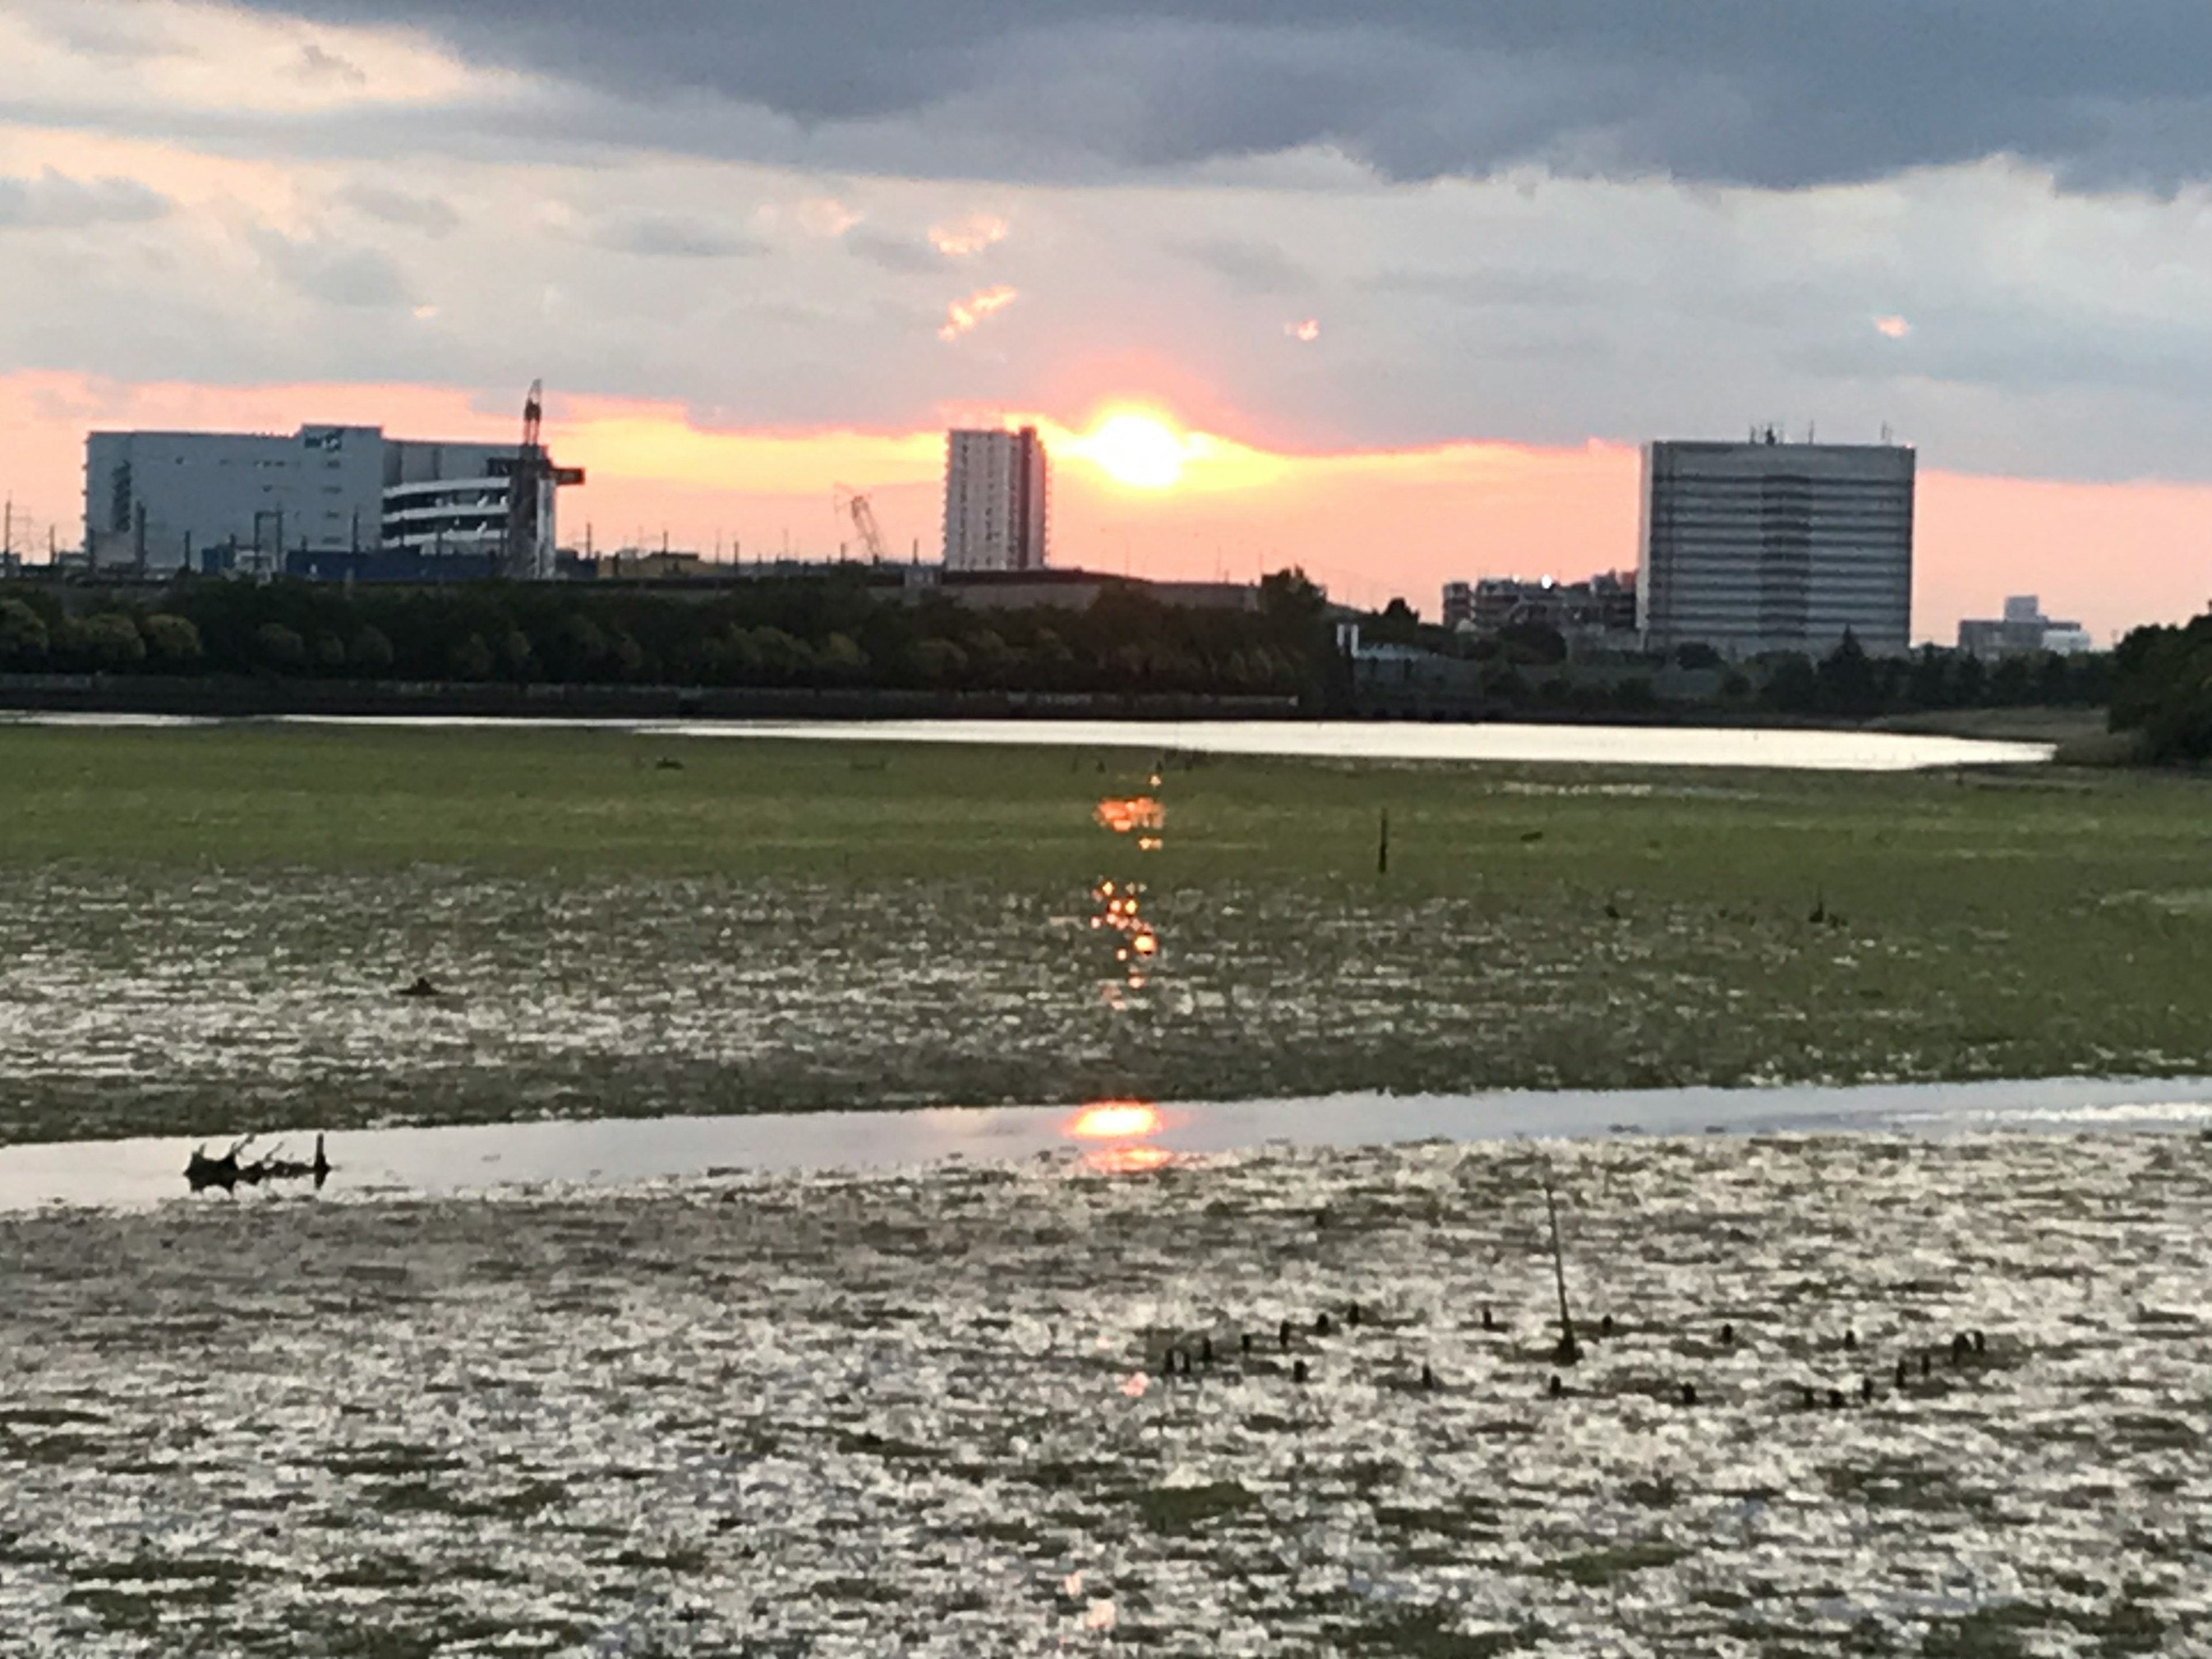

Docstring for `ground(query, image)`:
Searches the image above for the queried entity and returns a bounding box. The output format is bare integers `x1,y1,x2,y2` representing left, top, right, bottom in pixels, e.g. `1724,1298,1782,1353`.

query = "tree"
1030,626,1076,684
0,598,50,665
911,637,968,684
348,625,395,675
315,632,349,672
1906,646,1953,710
500,627,535,682
1497,621,1568,666
448,632,494,680
818,632,866,678
547,613,609,680
1673,642,1723,671
139,613,203,667
1762,653,1817,714
72,613,147,671
1815,630,1881,716
1371,597,1423,645
750,627,813,679
255,622,306,672
1987,654,2033,706
966,627,1016,684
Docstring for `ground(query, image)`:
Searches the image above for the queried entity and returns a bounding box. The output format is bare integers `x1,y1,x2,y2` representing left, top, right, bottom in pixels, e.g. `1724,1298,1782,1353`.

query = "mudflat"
2,1132,2202,1654
3,723,2209,1145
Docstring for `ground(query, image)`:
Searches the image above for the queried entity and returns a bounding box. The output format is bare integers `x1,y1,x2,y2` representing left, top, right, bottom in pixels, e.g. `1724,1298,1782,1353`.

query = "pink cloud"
938,284,1018,341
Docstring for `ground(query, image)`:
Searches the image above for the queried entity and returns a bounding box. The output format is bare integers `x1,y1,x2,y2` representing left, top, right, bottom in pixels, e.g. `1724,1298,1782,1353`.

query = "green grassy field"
3,722,2211,1143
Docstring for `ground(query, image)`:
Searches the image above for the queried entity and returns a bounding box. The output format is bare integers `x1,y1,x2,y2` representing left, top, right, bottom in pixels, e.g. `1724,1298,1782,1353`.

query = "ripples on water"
2,1134,2206,1654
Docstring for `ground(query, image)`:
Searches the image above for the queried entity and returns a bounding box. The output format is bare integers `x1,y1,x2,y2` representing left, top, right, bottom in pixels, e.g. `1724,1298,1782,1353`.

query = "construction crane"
833,484,890,563
487,380,586,579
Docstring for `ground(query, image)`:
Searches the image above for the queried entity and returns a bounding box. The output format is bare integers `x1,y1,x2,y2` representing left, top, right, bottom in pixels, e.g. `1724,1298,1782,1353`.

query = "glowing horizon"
2,368,2206,641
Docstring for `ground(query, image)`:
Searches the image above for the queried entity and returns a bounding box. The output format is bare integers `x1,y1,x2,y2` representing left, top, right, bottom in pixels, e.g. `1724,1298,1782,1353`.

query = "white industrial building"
1957,595,2095,658
1638,436,1915,658
942,426,1048,572
84,425,578,578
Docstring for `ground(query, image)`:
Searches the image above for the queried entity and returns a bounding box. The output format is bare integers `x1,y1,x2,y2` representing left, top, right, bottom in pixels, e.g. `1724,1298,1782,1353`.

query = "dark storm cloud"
226,1,2212,191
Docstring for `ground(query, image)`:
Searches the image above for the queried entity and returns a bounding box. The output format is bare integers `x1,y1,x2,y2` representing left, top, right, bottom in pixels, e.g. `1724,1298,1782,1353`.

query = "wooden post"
1543,1166,1580,1365
1377,808,1390,876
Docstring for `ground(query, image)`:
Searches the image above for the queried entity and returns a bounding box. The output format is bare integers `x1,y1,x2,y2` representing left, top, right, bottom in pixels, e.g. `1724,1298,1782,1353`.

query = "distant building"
84,425,581,578
1638,435,1914,658
382,439,565,577
942,427,1048,573
1957,595,2093,658
1442,573,1637,639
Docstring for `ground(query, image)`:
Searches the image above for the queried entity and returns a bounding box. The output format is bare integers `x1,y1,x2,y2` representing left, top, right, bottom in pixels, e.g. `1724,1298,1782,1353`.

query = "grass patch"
10,724,2212,1142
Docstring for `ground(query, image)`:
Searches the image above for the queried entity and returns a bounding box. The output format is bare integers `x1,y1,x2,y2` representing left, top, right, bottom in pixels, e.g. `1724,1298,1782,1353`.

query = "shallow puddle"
6,1075,2212,1212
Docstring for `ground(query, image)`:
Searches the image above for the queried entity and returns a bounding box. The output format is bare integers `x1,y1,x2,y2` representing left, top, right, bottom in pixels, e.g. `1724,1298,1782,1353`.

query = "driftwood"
185,1133,332,1194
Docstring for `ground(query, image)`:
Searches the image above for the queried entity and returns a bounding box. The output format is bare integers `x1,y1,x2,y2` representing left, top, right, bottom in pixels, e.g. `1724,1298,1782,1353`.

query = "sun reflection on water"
1068,1101,1162,1140
1065,1100,1171,1174
1093,766,1168,990
1093,797,1165,836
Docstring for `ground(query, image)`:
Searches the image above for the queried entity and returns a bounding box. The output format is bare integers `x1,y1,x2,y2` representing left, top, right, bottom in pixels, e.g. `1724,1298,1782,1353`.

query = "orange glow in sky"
2,369,2205,639
1065,411,1193,490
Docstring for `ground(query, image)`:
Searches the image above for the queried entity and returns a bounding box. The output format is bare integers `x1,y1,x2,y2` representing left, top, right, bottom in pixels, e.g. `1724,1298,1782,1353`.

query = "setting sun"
1074,412,1189,490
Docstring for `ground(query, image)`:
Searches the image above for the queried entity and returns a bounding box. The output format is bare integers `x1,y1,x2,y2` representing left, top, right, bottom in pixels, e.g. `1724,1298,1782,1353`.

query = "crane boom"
487,379,584,579
834,484,891,562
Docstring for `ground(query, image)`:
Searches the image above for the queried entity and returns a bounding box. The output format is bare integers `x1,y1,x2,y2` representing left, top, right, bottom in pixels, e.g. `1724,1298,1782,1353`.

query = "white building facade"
85,426,385,573
1638,438,1915,658
84,427,573,577
942,427,1048,572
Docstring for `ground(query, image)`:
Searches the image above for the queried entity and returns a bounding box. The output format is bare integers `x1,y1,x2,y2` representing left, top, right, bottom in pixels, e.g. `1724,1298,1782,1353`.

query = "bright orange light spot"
1073,412,1189,490
1131,933,1158,956
1069,1101,1162,1141
1095,797,1165,835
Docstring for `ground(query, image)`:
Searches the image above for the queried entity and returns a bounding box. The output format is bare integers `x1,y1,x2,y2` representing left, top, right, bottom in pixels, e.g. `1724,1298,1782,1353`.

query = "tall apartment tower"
942,426,1048,572
1638,437,1915,658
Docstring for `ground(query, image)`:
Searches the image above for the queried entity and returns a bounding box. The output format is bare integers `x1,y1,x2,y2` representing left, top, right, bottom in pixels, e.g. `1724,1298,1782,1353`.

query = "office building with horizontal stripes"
1637,435,1915,658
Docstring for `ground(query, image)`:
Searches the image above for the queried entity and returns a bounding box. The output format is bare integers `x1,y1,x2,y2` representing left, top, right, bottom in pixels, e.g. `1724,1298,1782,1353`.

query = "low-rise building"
1956,595,2093,658
84,425,582,578
1442,572,1637,639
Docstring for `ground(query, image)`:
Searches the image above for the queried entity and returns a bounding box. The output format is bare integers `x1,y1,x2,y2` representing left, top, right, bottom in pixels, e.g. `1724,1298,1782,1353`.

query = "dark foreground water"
3,1119,2209,1656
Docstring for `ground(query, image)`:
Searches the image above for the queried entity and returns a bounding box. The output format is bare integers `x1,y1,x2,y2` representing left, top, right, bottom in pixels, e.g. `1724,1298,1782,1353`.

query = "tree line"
0,571,1342,704
2108,612,2212,762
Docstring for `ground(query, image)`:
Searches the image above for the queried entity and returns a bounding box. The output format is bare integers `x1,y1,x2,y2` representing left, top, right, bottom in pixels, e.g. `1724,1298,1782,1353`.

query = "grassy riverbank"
3,723,2210,1144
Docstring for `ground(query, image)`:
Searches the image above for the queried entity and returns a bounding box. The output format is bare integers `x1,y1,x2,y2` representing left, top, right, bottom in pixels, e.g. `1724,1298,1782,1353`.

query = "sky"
5,1,2212,639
